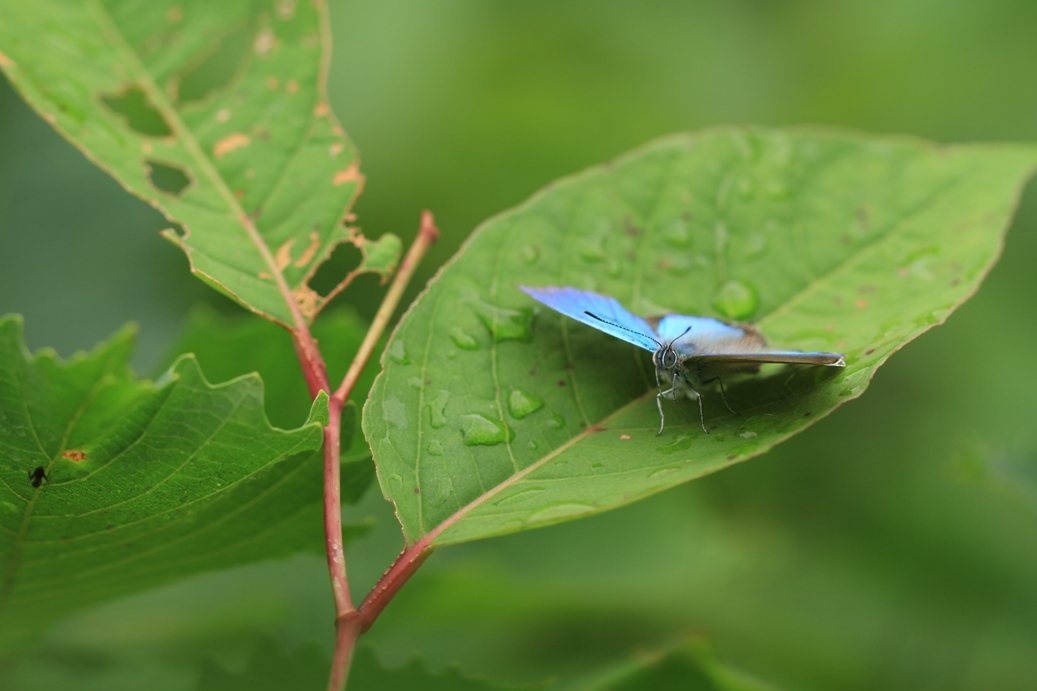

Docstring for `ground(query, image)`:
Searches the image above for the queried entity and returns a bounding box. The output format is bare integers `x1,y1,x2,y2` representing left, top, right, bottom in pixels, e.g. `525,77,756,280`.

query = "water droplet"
739,430,757,439
407,377,423,390
383,398,408,430
471,300,534,342
427,440,443,456
591,462,604,469
449,326,480,350
658,434,695,455
386,339,410,364
528,440,538,450
647,466,681,478
547,413,565,429
390,473,403,485
493,486,546,507
526,503,597,524
426,390,450,429
460,414,514,446
578,236,607,263
743,232,767,259
660,218,691,247
507,389,544,419
521,245,540,263
713,280,758,320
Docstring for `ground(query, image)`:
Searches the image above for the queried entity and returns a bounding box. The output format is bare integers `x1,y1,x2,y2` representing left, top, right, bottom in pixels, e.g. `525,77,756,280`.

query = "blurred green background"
4,1,1037,689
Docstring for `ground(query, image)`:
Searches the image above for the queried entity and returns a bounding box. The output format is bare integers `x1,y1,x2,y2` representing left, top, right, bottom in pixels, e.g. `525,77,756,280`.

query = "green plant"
2,2,1036,690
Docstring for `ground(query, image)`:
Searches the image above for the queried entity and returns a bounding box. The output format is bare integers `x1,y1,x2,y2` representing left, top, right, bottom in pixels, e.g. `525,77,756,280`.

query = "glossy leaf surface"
364,128,1037,546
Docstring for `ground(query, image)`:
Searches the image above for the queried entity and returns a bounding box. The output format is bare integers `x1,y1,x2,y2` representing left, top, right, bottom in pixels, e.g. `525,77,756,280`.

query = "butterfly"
520,286,846,435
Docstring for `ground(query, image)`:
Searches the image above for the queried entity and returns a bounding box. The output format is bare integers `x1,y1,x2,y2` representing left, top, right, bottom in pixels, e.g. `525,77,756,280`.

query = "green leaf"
364,128,1037,547
0,315,356,650
162,303,381,470
0,1,396,327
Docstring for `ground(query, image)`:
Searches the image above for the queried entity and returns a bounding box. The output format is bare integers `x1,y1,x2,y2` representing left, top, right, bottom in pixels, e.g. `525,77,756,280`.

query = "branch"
333,211,439,404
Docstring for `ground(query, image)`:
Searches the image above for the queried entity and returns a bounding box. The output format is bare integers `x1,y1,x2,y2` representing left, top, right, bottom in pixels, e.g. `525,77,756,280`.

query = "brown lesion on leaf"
254,28,277,55
216,108,232,122
0,50,15,69
313,102,330,117
294,232,322,268
259,271,273,280
328,143,344,158
213,132,250,159
275,238,296,271
276,0,298,21
333,163,361,186
265,76,280,90
293,284,319,320
62,450,87,462
166,6,184,23
285,80,299,94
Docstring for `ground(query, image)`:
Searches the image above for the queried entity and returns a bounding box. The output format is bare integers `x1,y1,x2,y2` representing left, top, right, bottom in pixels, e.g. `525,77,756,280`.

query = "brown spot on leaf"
216,108,232,123
329,143,344,157
276,0,298,20
259,272,273,280
333,163,360,186
167,6,183,22
275,238,296,271
824,323,834,331
63,450,87,462
293,285,319,319
855,299,868,309
254,28,277,55
558,380,566,387
234,189,245,199
313,102,330,117
865,348,875,355
265,76,280,90
285,79,299,93
0,50,16,68
214,132,250,159
619,434,632,441
331,125,345,137
294,232,322,267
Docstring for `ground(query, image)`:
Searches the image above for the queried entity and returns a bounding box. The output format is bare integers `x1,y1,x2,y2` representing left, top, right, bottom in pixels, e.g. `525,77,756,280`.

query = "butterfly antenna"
583,311,661,348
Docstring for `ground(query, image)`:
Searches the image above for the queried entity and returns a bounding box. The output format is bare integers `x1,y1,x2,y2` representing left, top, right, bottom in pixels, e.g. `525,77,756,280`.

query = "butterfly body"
521,286,845,435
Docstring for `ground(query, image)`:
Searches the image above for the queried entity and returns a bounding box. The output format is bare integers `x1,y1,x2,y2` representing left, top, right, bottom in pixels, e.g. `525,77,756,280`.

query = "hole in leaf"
309,238,363,296
145,160,192,197
176,24,252,104
101,86,173,136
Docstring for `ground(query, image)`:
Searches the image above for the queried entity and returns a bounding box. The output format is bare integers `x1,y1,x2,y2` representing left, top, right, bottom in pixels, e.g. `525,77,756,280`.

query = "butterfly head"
653,344,680,373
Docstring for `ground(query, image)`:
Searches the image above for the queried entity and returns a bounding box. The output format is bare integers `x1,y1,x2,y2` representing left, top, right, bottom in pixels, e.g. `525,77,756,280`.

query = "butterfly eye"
662,349,678,369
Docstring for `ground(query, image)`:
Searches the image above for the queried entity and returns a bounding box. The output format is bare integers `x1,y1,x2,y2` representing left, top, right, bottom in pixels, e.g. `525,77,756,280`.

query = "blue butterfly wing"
654,314,845,366
520,286,659,352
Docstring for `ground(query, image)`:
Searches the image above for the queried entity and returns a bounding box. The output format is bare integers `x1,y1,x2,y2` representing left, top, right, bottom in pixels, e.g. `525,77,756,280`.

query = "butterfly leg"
702,375,737,415
655,388,674,436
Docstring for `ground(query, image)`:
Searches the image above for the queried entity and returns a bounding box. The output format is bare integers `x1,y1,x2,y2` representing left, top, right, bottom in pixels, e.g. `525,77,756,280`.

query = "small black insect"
28,466,49,488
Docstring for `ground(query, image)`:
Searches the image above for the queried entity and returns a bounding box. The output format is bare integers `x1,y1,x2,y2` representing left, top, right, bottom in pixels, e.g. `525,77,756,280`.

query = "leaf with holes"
0,315,364,650
0,0,398,327
364,128,1037,547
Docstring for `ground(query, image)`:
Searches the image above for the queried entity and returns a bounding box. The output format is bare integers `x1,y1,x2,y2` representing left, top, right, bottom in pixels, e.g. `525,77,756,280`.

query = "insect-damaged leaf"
0,1,398,327
364,128,1037,547
0,315,360,650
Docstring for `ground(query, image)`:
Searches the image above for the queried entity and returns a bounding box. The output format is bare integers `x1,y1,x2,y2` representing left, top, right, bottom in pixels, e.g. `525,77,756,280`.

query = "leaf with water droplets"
364,128,1037,546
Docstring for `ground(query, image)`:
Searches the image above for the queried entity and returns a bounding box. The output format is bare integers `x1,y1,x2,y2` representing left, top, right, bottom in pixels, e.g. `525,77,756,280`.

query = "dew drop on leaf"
546,413,565,429
713,279,759,320
427,440,443,456
449,326,480,350
386,338,410,364
660,218,691,247
507,389,544,419
492,486,546,507
383,398,408,430
460,414,514,446
525,503,596,524
647,466,681,478
426,390,450,429
407,377,423,390
471,300,534,342
521,245,540,263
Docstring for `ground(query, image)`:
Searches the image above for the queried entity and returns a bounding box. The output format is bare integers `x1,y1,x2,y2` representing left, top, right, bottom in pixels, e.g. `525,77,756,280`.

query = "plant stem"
322,212,439,690
333,211,439,404
356,543,434,632
323,395,353,615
